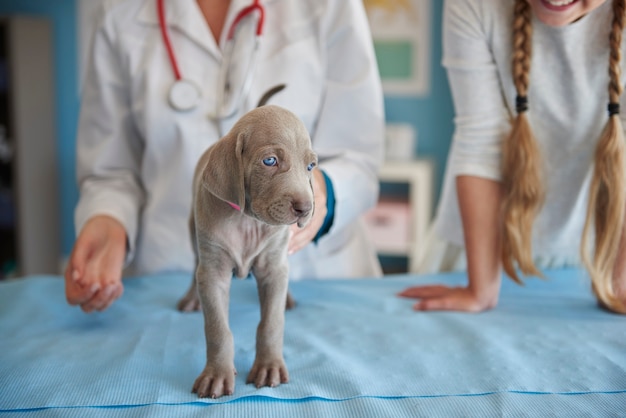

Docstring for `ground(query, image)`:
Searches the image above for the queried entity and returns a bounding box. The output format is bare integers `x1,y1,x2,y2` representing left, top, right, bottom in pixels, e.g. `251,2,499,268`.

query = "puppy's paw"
192,365,237,399
176,292,200,312
246,357,289,389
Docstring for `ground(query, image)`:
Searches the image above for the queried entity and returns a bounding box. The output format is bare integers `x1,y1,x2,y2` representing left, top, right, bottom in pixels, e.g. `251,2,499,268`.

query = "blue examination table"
1,268,624,417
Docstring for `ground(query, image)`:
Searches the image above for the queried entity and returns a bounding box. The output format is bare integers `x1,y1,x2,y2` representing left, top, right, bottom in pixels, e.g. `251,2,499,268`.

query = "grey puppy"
177,104,317,399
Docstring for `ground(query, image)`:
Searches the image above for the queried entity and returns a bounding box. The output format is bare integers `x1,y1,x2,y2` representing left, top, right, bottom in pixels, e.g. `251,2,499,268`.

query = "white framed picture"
364,0,431,97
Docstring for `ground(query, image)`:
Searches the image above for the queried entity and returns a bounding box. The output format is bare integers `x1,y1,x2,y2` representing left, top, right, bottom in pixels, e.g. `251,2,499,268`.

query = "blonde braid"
582,0,626,313
501,0,544,283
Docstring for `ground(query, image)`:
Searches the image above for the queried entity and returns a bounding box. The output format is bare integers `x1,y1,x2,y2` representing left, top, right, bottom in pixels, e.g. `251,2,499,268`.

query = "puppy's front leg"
247,260,290,388
193,257,237,399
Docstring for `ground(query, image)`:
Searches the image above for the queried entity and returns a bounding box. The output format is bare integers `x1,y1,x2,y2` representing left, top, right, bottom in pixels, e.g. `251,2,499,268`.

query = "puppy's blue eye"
263,157,277,167
307,162,316,171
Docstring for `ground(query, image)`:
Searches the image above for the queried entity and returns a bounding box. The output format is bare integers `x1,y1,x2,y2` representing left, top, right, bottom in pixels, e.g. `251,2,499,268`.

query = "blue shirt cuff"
314,170,335,243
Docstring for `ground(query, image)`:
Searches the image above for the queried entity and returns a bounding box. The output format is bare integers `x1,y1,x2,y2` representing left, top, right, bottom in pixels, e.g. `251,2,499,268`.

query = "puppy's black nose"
292,200,312,218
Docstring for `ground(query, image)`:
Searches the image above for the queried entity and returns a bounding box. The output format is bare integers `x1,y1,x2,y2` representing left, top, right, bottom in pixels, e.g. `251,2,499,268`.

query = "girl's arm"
398,176,502,312
456,175,502,310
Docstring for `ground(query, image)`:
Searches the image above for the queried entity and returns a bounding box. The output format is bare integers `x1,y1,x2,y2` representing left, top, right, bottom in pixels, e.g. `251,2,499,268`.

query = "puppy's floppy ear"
201,130,246,212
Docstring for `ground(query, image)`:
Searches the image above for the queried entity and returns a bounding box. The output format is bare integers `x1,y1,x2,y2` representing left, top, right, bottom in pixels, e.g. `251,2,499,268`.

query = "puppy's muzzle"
292,200,313,227
292,200,312,218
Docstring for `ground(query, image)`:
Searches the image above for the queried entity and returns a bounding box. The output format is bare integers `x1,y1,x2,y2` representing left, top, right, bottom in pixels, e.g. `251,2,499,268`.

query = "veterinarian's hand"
288,169,327,255
397,284,499,312
64,215,127,313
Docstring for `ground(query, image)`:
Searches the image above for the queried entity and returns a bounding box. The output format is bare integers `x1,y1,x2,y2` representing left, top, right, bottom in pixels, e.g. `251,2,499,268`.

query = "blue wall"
0,1,453,259
0,0,78,258
384,2,454,206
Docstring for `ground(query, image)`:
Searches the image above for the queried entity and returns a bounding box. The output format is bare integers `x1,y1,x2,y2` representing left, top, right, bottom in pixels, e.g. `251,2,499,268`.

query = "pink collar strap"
227,201,241,211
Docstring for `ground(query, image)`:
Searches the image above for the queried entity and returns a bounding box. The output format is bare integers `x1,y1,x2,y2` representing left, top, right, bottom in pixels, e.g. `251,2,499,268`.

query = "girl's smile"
527,0,607,26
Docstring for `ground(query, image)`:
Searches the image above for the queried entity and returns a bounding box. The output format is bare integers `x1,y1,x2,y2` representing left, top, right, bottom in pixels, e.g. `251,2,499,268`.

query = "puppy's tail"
256,84,286,107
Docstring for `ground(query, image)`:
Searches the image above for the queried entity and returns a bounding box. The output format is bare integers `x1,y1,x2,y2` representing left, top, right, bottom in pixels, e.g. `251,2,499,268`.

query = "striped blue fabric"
1,269,624,417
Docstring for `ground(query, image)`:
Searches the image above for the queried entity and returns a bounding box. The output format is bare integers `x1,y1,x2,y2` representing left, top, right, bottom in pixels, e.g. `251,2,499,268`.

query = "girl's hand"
400,176,502,313
398,284,499,312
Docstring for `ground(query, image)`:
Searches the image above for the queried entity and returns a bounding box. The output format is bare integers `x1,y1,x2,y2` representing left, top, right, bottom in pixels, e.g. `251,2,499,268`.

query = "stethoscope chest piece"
158,0,264,116
168,79,201,112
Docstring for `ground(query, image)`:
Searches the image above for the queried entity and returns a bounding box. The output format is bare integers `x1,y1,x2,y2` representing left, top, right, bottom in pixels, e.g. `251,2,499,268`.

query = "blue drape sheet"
1,269,624,416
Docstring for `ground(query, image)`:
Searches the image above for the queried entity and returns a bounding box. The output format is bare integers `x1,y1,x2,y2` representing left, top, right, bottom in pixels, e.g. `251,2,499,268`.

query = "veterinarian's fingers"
78,280,111,312
69,217,116,282
288,170,328,255
65,217,126,309
77,253,122,312
65,240,90,289
78,289,102,313
288,226,310,254
64,262,97,306
87,282,124,312
98,284,124,311
288,220,321,254
397,285,451,298
65,253,100,306
65,279,98,307
82,279,124,312
65,260,82,285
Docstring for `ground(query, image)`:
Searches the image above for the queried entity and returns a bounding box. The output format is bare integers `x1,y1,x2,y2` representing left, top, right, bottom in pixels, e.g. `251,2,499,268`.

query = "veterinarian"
65,0,385,313
399,0,626,313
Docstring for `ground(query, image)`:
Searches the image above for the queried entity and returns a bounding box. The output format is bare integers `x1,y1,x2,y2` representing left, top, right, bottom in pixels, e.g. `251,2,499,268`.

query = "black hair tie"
516,95,528,113
608,102,620,116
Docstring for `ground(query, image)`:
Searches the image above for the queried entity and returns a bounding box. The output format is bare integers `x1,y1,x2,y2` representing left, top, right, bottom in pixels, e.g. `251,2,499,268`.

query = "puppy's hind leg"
177,214,201,311
177,280,200,311
286,291,296,310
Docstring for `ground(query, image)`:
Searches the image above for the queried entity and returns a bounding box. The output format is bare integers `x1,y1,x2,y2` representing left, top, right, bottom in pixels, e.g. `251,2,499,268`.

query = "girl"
400,0,626,313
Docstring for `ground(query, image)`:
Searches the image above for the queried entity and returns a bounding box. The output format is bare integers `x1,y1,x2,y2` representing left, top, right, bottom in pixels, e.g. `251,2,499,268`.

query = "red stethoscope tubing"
157,0,182,81
228,0,264,40
156,0,264,81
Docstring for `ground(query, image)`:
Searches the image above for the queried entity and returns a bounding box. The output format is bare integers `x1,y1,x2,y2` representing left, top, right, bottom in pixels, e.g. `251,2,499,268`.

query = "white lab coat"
75,0,385,279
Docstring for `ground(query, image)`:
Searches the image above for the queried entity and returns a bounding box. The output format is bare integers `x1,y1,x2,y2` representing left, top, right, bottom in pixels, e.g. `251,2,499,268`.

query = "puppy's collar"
227,201,241,211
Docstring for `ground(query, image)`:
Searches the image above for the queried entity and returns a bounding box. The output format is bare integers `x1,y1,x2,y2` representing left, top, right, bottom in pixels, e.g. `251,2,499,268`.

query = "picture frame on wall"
364,0,431,97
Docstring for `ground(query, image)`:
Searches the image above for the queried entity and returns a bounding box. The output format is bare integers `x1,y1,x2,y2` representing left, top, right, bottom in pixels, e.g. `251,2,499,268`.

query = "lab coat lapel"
136,0,219,59
136,0,274,59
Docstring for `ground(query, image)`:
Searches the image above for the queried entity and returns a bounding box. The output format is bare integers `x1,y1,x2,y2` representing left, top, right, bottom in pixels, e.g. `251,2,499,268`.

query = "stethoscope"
157,0,264,124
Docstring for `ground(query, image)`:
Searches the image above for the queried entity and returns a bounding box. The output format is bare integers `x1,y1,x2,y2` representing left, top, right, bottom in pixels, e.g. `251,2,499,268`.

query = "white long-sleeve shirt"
75,0,385,279
434,0,626,263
